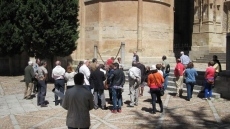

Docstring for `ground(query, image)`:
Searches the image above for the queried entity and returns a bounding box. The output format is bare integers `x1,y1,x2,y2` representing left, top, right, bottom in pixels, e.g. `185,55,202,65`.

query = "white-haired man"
180,51,191,68
52,60,65,106
24,61,35,99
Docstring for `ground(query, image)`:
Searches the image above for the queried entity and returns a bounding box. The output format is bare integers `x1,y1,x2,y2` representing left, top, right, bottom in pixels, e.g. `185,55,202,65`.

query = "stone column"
94,45,98,59
120,42,125,66
137,0,143,51
226,33,230,71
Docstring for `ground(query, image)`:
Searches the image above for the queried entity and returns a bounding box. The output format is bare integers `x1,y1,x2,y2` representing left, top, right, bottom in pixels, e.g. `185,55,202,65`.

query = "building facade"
72,0,228,64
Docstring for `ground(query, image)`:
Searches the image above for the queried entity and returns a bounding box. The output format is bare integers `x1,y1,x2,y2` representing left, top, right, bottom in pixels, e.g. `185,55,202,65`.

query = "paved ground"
0,75,230,129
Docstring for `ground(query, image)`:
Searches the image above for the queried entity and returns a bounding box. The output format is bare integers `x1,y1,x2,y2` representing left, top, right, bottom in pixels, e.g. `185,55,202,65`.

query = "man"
37,60,48,107
79,60,91,91
128,63,141,107
33,58,40,94
161,55,170,90
52,61,66,106
24,61,35,99
106,57,115,66
109,63,125,113
136,62,146,96
89,65,107,110
132,51,139,63
62,73,94,129
180,51,190,68
174,59,185,97
89,58,97,72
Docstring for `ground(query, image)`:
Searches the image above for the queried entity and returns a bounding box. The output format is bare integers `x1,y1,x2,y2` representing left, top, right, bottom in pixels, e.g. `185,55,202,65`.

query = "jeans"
150,88,163,112
112,87,122,110
54,79,65,105
186,82,194,100
204,80,212,98
108,88,112,101
163,73,169,90
68,127,89,129
37,80,47,105
94,89,106,108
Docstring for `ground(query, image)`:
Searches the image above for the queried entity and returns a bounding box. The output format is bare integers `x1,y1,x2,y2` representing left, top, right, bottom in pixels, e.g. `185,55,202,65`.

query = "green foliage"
0,0,24,56
17,0,79,58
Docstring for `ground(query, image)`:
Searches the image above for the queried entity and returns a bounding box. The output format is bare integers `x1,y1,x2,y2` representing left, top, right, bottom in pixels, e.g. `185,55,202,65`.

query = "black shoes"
41,104,47,107
101,107,108,110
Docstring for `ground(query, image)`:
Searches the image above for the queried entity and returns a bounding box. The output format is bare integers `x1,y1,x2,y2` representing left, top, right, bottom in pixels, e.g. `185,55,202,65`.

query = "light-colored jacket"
128,67,141,80
62,85,94,128
79,64,91,85
64,72,76,86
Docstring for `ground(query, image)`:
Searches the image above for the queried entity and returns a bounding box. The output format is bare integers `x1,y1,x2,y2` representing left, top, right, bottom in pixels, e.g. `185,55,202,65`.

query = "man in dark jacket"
108,63,125,113
24,61,35,99
89,65,106,110
136,62,146,96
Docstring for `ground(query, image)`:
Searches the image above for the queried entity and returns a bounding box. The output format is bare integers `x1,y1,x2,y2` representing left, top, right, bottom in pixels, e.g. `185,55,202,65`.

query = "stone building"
72,0,227,64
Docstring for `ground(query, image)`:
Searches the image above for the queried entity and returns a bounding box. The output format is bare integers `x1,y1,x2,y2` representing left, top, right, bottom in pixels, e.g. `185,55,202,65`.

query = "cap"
150,65,157,70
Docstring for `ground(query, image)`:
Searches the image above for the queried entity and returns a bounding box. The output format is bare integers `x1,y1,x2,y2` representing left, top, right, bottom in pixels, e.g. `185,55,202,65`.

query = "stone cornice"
84,0,171,7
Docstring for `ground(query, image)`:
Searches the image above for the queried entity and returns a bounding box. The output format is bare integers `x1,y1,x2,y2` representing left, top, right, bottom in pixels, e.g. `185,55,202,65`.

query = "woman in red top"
204,61,215,100
148,65,164,114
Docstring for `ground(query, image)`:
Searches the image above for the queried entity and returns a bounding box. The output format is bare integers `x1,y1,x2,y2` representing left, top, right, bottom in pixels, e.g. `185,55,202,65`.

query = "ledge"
84,0,171,7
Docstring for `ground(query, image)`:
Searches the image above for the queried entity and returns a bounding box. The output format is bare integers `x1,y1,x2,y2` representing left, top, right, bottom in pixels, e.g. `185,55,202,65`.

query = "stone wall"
75,0,174,65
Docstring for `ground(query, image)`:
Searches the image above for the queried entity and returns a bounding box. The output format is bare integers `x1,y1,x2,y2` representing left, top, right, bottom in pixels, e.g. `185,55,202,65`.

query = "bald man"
52,60,66,106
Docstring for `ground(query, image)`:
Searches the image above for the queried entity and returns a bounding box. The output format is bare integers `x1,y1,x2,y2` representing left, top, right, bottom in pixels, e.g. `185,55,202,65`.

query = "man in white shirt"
128,62,141,107
180,51,191,68
79,60,91,92
52,60,65,106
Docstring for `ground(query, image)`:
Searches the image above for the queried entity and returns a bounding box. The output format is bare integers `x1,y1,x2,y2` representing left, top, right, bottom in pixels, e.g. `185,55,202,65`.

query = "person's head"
55,60,61,66
208,61,215,66
98,64,105,70
40,60,47,67
28,61,33,66
117,57,121,62
176,58,181,63
74,73,84,85
133,51,137,55
187,62,194,68
78,61,84,66
132,62,137,67
111,57,115,61
156,64,162,70
84,60,90,66
92,58,97,63
213,55,218,61
162,55,167,61
36,58,40,65
66,66,73,73
113,63,119,69
150,65,157,73
180,51,184,55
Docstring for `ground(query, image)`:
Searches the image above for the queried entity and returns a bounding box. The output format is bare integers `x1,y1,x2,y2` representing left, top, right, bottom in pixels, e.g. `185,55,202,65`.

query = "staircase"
193,53,226,63
124,69,221,98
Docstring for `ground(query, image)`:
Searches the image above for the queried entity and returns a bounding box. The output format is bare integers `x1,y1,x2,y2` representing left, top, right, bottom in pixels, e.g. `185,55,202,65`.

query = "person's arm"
136,55,139,62
121,72,125,86
30,67,35,78
85,67,91,80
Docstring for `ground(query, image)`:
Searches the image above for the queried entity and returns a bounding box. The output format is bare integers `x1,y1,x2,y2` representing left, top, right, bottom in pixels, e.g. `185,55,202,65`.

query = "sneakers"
111,110,117,113
203,98,208,100
129,104,134,107
208,97,212,100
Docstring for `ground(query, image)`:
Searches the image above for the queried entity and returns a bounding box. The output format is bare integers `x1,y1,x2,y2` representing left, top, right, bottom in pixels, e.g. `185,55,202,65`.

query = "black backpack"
165,64,170,73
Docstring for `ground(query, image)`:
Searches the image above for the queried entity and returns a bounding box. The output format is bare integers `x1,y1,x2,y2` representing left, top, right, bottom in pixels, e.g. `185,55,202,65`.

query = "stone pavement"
0,76,230,129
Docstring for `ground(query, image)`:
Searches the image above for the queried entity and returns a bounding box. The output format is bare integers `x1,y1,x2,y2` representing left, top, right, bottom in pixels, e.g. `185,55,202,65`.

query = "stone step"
166,85,221,99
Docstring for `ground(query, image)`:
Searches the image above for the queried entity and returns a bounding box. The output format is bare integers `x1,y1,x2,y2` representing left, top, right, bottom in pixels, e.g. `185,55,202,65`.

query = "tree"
0,0,24,57
17,0,79,59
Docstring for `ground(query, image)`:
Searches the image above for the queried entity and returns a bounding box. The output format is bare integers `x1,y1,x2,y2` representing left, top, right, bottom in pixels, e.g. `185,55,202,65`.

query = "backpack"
165,64,170,73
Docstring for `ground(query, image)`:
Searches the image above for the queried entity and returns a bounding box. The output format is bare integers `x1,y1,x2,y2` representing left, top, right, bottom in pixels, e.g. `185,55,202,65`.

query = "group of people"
23,51,222,129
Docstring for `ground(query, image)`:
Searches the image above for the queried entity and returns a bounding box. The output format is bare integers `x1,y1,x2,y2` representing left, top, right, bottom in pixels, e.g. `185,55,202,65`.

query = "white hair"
28,61,33,65
180,51,184,55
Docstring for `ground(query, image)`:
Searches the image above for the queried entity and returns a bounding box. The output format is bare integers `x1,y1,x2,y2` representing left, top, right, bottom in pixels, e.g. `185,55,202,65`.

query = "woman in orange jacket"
148,65,164,114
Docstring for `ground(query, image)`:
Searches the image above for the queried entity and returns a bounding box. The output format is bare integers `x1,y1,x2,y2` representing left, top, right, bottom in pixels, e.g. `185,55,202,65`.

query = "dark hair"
208,61,214,66
132,62,137,67
98,64,105,69
156,64,162,70
39,60,47,66
162,55,167,60
113,63,119,68
74,73,84,85
92,58,97,63
213,55,218,60
187,62,194,68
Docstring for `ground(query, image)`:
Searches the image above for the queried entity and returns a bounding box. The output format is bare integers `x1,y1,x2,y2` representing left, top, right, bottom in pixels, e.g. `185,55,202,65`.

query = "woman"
204,61,215,100
184,62,198,101
147,65,164,114
64,66,76,89
75,61,84,73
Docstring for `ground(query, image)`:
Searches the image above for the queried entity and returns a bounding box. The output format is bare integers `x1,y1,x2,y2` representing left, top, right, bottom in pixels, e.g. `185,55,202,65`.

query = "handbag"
104,79,109,90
